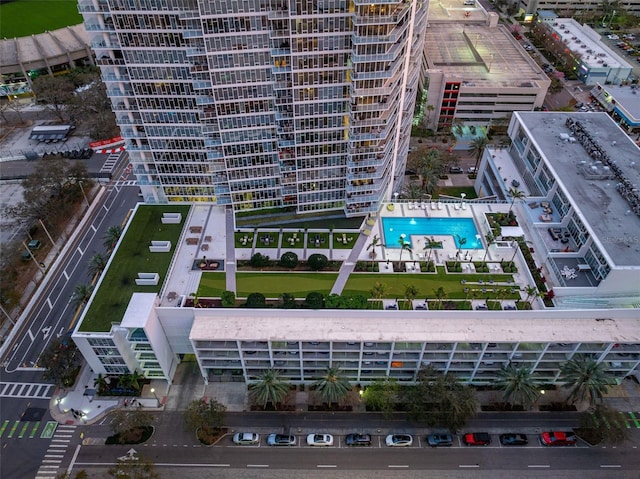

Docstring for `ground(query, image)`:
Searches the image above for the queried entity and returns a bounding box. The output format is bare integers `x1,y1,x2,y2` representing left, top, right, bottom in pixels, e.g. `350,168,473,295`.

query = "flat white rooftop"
516,112,640,266
189,308,640,343
550,19,632,70
598,84,640,124
424,24,547,88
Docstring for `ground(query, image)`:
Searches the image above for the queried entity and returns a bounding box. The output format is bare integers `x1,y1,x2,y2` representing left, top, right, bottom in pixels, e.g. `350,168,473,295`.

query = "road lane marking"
0,420,9,437
29,422,40,438
388,465,409,468
528,465,550,468
600,465,621,468
459,465,480,468
210,464,230,467
317,465,337,468
247,464,269,468
28,330,35,341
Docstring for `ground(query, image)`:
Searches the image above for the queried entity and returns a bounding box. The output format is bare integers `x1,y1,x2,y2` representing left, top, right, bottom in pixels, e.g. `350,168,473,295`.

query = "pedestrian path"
0,381,54,399
34,424,77,479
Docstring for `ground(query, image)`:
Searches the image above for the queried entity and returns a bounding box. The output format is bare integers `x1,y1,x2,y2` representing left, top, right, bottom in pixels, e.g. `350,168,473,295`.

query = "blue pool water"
382,217,481,249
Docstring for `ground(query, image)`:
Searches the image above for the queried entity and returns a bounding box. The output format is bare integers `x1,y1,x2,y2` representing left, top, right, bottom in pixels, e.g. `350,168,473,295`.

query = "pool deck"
157,200,538,309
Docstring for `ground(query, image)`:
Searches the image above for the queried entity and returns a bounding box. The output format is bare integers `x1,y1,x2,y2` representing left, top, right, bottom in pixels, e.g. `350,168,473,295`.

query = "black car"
500,433,528,446
345,433,372,447
427,433,453,447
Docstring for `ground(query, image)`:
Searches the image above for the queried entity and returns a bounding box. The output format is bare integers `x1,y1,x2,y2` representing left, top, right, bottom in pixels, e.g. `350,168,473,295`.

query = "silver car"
233,432,260,445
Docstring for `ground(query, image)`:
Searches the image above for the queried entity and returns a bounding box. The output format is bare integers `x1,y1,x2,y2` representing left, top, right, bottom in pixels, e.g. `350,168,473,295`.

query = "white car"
385,434,413,447
607,34,619,40
306,433,334,446
233,432,260,445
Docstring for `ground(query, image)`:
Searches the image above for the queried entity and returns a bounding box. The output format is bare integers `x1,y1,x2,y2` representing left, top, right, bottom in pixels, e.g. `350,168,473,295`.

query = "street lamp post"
150,388,160,407
78,180,89,207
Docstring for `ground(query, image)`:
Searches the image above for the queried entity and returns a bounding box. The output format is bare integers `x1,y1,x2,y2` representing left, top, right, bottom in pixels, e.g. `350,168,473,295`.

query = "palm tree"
454,234,467,268
507,187,526,214
481,232,495,263
418,164,440,194
524,285,540,303
249,369,290,409
404,283,420,310
367,235,381,271
103,225,123,251
93,373,110,395
496,364,541,409
88,252,108,279
470,135,488,173
433,286,447,310
423,237,440,271
369,281,387,309
313,366,351,405
71,283,93,310
397,236,412,265
560,356,612,407
405,183,423,200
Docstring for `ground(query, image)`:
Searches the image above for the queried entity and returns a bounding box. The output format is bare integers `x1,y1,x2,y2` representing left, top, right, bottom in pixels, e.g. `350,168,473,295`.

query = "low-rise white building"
591,83,640,135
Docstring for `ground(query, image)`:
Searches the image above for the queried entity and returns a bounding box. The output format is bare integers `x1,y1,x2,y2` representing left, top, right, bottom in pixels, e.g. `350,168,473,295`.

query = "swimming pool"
382,217,481,249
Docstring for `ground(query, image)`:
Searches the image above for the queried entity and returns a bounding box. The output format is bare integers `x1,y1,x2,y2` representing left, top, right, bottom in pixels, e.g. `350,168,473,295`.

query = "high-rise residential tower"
79,0,428,216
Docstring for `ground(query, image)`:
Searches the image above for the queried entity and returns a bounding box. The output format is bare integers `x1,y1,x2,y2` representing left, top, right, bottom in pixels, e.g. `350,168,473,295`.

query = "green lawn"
79,205,191,332
342,268,518,300
235,272,338,298
197,272,227,297
0,0,83,38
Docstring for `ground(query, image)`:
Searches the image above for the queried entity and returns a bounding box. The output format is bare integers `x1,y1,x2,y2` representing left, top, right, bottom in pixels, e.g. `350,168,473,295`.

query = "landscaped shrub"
221,290,235,307
245,292,266,308
325,294,369,309
308,253,328,271
279,251,298,269
305,291,324,309
250,252,271,268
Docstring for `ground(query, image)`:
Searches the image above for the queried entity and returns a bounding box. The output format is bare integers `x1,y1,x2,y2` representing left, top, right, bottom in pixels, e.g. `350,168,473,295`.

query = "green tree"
397,236,412,264
245,292,266,308
423,237,440,269
404,283,420,310
367,234,381,271
117,370,145,393
93,373,110,395
109,409,154,444
71,284,93,311
308,253,328,271
304,291,324,309
279,251,298,269
433,286,447,310
103,225,123,251
404,366,479,430
524,285,541,303
454,234,467,268
184,398,226,437
560,356,613,406
470,135,488,173
507,187,527,214
363,378,398,419
481,232,495,262
369,281,387,309
313,366,351,405
495,364,541,409
88,252,108,279
579,403,631,445
220,290,236,307
249,369,290,409
279,292,296,309
40,337,81,388
249,252,270,268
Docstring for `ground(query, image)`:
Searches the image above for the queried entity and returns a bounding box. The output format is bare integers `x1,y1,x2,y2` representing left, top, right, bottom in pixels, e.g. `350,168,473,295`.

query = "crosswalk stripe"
7,420,19,438
0,420,8,437
629,412,640,428
0,381,54,399
18,422,30,438
29,421,40,438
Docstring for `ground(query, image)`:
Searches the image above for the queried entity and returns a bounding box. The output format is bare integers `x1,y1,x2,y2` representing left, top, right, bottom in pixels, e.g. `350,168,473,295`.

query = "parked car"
540,431,577,446
233,432,260,445
307,433,333,446
27,240,41,250
463,432,491,446
500,433,528,446
449,166,464,174
427,433,453,447
267,434,296,446
467,167,478,174
345,433,372,447
385,434,413,447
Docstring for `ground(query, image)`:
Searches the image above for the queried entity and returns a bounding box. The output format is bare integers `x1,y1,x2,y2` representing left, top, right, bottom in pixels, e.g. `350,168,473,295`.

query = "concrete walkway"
330,231,368,295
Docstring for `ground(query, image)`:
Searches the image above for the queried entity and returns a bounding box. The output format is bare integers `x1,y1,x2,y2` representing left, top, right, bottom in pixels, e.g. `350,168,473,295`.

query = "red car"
539,431,577,446
463,432,491,446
